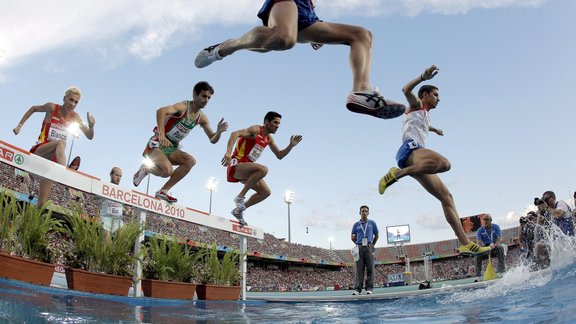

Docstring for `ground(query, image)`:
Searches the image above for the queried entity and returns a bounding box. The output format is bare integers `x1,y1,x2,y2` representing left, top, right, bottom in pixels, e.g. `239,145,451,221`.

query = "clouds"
312,0,546,18
398,0,546,16
415,212,446,230
0,0,546,72
0,0,256,69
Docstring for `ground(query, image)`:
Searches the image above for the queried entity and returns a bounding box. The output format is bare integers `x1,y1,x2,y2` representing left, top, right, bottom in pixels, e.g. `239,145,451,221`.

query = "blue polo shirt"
352,219,379,245
476,224,501,246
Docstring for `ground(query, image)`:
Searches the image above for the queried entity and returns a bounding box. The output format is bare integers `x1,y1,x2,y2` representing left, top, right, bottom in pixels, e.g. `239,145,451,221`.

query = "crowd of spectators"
1,164,99,215
246,266,353,292
145,211,340,263
245,250,524,292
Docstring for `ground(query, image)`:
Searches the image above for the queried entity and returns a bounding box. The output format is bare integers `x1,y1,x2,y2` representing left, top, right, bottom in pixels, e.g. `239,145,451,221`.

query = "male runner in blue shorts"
195,0,405,120
377,65,491,256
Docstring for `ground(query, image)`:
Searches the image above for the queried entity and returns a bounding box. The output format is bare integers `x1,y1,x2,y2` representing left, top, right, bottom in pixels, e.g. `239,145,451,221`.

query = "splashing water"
441,225,576,311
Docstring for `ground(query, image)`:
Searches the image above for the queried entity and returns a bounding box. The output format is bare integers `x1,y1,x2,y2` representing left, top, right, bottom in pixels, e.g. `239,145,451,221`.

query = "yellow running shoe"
458,242,491,256
379,167,399,194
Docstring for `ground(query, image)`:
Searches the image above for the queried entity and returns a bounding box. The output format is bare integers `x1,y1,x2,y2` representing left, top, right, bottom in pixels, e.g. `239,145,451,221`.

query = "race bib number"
105,201,123,217
47,124,68,142
166,122,192,142
248,144,265,162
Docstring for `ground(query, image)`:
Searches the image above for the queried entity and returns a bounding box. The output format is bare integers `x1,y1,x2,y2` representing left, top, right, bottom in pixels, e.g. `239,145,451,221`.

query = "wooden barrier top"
0,139,263,239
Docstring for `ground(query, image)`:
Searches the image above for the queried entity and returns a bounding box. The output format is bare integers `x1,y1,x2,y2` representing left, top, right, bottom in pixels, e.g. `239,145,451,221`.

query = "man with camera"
536,191,574,236
475,214,506,277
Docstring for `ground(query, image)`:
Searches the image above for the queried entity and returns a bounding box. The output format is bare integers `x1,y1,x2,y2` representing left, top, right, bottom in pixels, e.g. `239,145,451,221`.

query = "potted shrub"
140,234,200,299
0,192,63,286
63,209,143,296
0,192,17,254
195,242,243,300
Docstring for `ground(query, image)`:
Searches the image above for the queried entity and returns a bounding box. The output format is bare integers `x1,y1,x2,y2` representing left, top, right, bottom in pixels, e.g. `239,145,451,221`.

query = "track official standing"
351,205,379,295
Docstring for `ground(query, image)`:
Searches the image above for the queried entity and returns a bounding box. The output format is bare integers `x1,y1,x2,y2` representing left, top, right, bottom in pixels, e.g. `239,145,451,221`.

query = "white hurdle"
0,139,264,300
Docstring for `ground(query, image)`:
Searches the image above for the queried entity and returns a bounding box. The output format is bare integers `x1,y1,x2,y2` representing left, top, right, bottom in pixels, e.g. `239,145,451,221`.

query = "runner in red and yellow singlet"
221,111,302,226
13,87,96,207
229,125,270,169
31,104,74,156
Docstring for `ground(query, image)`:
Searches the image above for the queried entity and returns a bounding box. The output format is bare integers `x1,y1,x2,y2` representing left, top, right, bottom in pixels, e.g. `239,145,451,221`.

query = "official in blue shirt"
351,205,379,295
475,214,506,275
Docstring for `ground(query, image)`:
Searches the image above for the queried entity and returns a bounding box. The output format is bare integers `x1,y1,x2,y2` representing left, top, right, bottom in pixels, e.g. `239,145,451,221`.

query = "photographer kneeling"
538,191,574,237
475,214,506,277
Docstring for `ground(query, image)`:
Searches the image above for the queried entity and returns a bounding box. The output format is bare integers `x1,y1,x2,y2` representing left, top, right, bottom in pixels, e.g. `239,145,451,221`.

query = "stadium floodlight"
66,122,81,165
206,177,219,214
142,156,155,169
142,157,155,195
284,190,295,243
284,191,295,204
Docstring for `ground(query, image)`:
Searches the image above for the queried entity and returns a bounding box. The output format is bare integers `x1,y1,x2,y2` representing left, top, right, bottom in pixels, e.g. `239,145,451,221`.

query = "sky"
1,0,575,250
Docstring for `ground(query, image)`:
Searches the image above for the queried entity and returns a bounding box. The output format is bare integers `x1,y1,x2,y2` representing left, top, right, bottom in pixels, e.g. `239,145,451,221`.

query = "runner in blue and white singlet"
402,109,431,146
378,66,492,257
396,109,431,168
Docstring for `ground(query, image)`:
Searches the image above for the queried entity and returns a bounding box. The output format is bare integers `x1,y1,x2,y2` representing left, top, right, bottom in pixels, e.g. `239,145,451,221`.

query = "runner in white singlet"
378,65,491,257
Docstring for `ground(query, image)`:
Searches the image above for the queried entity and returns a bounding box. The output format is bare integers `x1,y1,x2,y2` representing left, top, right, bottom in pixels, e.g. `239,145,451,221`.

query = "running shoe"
195,42,225,68
133,164,148,187
458,242,491,256
231,208,248,226
378,167,399,195
366,290,373,295
346,89,406,119
155,190,178,203
234,196,246,211
352,290,360,295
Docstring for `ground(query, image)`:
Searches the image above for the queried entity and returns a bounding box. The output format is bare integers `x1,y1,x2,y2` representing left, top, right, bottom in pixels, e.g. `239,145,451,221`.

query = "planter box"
0,253,55,286
196,284,241,301
65,267,132,296
141,278,197,300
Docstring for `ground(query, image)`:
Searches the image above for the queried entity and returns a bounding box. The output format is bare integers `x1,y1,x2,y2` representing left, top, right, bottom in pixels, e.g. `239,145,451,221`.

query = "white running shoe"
352,290,360,295
133,164,148,187
234,196,246,211
195,42,225,68
366,290,373,295
346,88,406,119
155,190,178,203
231,208,248,226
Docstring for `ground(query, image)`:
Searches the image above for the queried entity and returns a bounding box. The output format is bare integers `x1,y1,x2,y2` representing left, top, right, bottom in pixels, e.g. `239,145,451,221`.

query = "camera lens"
534,198,544,205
